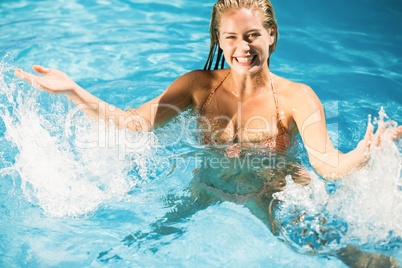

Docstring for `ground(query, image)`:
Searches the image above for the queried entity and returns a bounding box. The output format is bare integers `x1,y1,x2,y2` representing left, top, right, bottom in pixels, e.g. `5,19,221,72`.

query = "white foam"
273,108,402,252
327,109,402,245
0,55,158,217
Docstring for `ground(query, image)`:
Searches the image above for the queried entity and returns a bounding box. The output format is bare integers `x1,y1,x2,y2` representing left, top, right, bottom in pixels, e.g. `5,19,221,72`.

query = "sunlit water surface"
0,0,401,266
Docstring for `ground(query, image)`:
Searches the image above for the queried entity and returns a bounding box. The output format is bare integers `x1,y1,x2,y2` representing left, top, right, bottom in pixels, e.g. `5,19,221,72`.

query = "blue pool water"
0,0,401,267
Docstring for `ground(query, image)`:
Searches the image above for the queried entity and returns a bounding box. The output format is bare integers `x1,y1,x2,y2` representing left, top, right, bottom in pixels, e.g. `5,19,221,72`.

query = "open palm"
14,65,78,95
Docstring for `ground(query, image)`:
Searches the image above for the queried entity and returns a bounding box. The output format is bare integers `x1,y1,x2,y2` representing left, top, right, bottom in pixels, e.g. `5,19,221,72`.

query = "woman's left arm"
291,84,402,180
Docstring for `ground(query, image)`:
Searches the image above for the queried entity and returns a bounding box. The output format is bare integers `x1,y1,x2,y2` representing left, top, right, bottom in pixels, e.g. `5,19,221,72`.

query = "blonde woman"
15,1,401,265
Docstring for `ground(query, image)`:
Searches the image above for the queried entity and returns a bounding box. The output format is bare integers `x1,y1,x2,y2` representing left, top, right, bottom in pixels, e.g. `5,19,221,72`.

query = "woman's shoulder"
172,68,228,91
274,74,323,128
274,74,320,106
181,69,231,107
274,75,311,94
182,68,230,85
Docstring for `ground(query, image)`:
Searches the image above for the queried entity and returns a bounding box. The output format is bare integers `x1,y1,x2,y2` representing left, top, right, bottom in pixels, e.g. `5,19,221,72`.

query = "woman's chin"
231,65,264,76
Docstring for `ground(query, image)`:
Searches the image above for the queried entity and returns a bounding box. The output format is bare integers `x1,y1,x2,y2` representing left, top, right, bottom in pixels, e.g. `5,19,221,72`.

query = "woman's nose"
237,40,250,51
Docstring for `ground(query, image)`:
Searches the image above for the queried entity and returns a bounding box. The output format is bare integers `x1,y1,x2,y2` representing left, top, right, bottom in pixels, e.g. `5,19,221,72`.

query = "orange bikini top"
199,70,292,157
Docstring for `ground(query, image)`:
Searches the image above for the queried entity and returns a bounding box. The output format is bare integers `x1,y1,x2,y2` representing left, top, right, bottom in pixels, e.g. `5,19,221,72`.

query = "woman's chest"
199,102,282,143
194,82,297,143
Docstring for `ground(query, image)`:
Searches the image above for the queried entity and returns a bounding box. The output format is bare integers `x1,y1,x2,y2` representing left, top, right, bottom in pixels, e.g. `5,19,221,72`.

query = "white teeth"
236,56,254,63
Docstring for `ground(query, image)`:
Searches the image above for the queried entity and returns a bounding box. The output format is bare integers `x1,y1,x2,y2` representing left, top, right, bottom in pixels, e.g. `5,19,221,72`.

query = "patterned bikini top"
199,70,292,157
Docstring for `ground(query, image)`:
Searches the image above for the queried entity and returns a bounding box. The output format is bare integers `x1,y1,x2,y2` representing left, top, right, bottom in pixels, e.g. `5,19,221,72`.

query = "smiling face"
218,8,274,75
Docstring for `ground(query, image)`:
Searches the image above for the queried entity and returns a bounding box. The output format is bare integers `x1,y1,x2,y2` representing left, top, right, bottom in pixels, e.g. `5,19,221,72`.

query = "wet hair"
204,0,278,70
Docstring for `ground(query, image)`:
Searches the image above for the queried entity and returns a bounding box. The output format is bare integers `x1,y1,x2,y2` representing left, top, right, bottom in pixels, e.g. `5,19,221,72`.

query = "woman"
14,0,401,265
14,0,401,180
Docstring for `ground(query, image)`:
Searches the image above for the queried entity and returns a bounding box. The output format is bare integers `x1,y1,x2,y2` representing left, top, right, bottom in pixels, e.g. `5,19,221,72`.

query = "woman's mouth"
234,55,256,66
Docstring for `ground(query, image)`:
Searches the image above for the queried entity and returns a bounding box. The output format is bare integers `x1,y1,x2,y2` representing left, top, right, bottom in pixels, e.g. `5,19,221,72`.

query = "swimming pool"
0,0,401,266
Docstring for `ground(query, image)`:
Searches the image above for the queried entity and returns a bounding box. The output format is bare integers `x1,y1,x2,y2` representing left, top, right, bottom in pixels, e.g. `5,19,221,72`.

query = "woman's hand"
357,118,402,154
393,126,402,141
14,65,78,95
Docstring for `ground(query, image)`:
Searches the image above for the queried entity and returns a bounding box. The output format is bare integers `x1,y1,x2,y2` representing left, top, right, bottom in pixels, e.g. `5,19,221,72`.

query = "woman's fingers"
369,123,401,145
356,119,374,152
14,65,51,84
363,120,374,146
392,126,402,141
14,68,49,91
14,66,75,95
32,65,51,75
373,122,386,146
14,68,39,84
364,122,374,141
357,115,401,154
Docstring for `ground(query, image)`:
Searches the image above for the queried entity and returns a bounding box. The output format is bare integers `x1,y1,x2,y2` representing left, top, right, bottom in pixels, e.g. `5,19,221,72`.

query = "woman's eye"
226,36,236,39
248,33,260,38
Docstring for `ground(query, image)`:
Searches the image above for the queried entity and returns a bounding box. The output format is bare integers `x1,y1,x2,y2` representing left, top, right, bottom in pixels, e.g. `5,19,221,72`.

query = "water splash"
273,108,402,254
0,55,158,217
328,108,402,246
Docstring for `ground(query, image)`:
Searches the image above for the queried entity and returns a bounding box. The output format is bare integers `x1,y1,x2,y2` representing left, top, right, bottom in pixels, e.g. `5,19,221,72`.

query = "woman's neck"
229,67,272,97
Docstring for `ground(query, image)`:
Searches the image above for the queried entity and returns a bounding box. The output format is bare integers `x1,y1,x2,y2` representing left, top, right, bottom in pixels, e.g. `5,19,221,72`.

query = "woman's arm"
291,84,401,180
15,65,198,131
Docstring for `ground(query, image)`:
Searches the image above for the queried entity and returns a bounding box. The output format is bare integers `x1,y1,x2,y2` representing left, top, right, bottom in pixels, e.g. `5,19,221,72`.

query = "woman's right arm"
15,65,200,131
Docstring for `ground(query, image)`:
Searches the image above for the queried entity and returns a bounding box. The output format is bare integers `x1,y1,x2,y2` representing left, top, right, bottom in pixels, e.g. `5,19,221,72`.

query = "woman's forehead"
219,8,265,33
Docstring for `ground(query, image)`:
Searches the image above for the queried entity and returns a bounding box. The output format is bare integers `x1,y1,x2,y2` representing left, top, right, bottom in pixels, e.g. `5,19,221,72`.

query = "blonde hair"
204,0,278,70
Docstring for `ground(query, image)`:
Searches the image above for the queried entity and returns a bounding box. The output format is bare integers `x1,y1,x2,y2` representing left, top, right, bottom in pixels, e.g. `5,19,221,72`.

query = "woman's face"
218,8,274,75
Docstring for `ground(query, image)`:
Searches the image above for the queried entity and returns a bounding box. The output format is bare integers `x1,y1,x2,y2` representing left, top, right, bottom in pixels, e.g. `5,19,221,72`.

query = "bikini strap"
200,70,231,113
270,73,286,133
